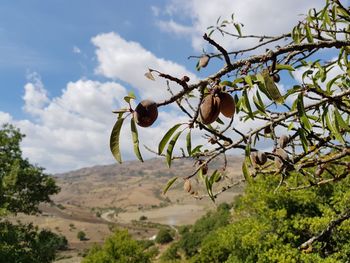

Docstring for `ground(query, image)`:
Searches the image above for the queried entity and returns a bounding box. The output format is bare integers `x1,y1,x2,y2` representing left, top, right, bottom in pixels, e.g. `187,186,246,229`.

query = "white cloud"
92,32,198,101
15,79,128,173
0,111,12,124
1,33,202,174
73,46,81,54
157,20,194,36
23,72,49,116
156,0,325,51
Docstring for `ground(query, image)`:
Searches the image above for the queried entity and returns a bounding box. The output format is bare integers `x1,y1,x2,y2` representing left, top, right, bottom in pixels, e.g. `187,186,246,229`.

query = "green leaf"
124,91,136,103
166,130,183,167
262,70,284,104
112,108,129,114
130,117,143,162
191,145,203,156
220,80,233,87
158,124,183,155
110,118,125,163
325,110,344,143
163,177,178,195
243,89,254,119
297,93,312,132
205,172,215,202
305,24,314,43
234,23,242,36
242,158,251,183
332,109,346,144
253,91,266,114
244,75,253,87
298,128,308,153
186,129,192,156
256,73,272,100
216,117,224,125
276,64,295,71
333,108,349,132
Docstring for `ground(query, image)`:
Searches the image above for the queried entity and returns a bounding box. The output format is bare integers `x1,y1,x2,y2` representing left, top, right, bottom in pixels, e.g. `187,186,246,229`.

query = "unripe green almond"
219,92,235,118
134,100,158,127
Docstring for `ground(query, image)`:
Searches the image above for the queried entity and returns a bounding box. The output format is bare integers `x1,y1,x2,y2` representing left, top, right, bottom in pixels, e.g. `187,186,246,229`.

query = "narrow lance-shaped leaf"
253,92,266,114
110,118,125,163
333,107,349,132
332,109,346,144
276,64,295,71
205,173,215,202
242,158,252,183
243,89,254,119
298,128,308,153
186,129,192,156
256,73,272,100
244,75,253,87
297,93,312,132
305,24,314,43
158,123,183,155
130,117,143,162
166,130,183,167
163,177,178,195
262,69,284,104
234,23,242,36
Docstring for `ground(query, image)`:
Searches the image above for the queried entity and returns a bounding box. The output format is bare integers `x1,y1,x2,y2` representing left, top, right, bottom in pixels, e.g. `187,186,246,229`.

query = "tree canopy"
0,124,64,263
110,0,350,203
0,124,59,215
108,0,350,261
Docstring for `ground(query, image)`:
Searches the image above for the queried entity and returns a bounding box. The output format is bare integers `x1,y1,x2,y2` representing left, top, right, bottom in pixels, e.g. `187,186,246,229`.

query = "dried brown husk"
199,94,221,124
219,92,235,118
134,100,158,127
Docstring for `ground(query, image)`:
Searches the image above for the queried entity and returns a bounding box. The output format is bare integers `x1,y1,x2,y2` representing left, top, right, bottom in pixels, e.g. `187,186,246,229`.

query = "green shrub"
155,228,173,244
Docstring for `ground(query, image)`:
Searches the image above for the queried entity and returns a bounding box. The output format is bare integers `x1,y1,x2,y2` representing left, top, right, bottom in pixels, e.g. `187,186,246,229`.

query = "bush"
139,215,148,221
155,228,173,244
160,243,181,262
0,221,68,263
77,230,87,241
82,229,152,263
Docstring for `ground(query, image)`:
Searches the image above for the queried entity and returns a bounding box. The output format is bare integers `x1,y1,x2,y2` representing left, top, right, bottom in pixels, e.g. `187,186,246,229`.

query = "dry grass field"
9,157,244,262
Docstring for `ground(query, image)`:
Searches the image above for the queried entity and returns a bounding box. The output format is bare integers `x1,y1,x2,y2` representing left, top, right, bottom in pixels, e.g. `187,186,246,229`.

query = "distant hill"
52,156,244,210
13,156,245,260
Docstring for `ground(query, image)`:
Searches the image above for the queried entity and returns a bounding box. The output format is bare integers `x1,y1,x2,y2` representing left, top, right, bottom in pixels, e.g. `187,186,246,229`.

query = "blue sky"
0,0,334,173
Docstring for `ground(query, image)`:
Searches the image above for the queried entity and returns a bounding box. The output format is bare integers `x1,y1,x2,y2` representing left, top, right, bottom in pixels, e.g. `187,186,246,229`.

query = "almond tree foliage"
110,0,350,255
0,124,64,263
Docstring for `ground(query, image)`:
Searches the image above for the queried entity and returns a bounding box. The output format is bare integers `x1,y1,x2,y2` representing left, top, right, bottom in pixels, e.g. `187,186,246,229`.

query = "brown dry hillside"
12,156,244,262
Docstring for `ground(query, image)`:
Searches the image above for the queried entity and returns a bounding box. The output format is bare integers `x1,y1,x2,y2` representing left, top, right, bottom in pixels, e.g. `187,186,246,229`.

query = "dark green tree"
155,228,173,244
0,124,59,215
0,124,62,263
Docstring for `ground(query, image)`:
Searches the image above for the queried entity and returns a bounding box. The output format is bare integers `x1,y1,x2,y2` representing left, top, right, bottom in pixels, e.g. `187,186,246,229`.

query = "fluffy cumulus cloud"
156,0,325,51
92,32,197,100
0,32,202,173
9,78,128,173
